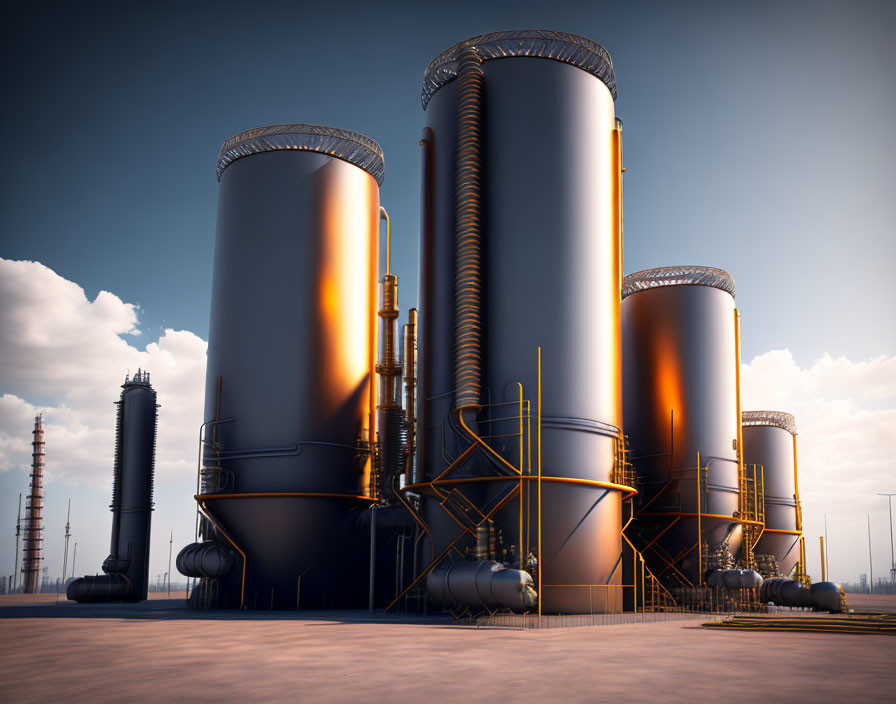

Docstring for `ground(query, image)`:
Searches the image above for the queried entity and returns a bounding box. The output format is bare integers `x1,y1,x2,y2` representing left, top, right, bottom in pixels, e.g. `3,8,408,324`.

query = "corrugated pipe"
707,569,763,589
66,574,131,603
760,577,846,613
176,541,235,579
454,46,484,412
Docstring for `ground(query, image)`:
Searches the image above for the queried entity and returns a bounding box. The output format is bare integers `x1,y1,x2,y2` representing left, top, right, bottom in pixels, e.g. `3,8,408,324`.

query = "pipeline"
761,578,846,613
707,569,763,589
453,45,484,412
66,574,131,603
428,560,537,613
176,540,235,579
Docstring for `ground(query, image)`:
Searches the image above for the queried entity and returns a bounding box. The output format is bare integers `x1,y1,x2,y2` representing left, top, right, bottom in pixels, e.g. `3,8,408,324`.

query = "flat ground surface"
0,593,894,703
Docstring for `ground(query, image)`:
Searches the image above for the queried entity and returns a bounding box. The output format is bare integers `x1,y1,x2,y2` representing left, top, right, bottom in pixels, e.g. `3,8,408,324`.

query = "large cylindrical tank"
622,266,742,587
199,124,382,609
417,30,626,614
742,410,802,575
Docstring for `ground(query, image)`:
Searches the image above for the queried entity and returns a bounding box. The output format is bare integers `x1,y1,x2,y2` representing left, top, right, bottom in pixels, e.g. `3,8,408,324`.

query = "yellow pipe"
762,528,802,535
734,309,744,474
537,346,543,619
517,382,524,572
638,512,762,525
417,475,636,497
820,536,827,581
380,206,391,276
198,501,246,609
793,433,802,531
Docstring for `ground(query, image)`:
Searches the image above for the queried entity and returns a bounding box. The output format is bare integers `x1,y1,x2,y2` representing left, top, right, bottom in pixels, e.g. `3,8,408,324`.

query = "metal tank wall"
193,125,382,610
621,267,742,587
742,411,802,575
69,371,157,602
417,31,627,614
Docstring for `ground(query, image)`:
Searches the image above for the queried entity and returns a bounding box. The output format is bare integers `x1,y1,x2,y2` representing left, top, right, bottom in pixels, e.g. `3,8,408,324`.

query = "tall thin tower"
22,414,45,593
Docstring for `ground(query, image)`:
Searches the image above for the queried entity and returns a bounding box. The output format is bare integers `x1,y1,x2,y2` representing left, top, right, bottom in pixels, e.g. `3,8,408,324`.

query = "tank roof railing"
422,30,617,109
622,266,736,299
741,410,798,436
216,124,385,185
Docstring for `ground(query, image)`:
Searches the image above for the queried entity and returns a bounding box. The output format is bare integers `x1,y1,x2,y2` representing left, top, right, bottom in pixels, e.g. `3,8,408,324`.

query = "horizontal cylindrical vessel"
418,30,625,614
199,124,382,609
428,561,537,612
622,266,742,587
742,410,802,576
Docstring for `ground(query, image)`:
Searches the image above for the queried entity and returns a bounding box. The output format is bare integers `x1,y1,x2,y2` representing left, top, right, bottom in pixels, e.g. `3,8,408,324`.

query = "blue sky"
1,0,894,587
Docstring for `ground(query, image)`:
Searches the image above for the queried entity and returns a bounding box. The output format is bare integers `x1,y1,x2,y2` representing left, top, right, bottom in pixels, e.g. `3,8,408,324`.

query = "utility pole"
168,530,173,598
877,493,895,584
57,499,71,604
61,499,71,588
71,542,77,579
824,513,830,579
13,493,21,592
867,513,874,595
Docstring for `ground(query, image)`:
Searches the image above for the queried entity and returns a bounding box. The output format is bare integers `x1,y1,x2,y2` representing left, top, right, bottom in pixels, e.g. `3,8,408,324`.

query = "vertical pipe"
453,45,484,411
368,506,377,613
517,382,524,570
824,513,830,579
611,122,624,427
537,347,543,619
820,536,826,581
867,513,873,594
380,206,391,276
696,451,702,585
792,434,801,530
167,530,173,598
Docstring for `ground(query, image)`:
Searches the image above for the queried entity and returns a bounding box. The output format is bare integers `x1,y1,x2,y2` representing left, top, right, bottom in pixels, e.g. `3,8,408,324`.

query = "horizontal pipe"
406,475,637,499
638,512,762,525
196,492,378,502
762,528,802,535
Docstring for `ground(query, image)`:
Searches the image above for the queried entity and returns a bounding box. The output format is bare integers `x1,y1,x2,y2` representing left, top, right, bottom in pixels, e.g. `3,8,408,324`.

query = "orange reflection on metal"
654,342,685,451
314,161,379,494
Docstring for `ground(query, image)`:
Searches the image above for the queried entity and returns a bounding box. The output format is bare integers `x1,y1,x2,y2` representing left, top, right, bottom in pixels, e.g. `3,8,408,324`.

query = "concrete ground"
0,593,893,703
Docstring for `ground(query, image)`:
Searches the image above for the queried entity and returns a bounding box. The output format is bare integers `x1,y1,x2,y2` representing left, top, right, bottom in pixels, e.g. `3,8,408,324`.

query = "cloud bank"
741,349,896,583
0,258,206,487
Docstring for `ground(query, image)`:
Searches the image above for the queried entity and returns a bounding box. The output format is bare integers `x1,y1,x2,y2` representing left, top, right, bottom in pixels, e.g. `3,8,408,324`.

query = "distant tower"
22,414,45,593
68,370,158,602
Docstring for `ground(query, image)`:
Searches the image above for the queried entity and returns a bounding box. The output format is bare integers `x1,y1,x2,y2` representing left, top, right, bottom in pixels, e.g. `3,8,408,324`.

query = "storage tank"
742,410,802,576
415,30,628,614
190,124,383,610
622,266,743,587
68,370,157,602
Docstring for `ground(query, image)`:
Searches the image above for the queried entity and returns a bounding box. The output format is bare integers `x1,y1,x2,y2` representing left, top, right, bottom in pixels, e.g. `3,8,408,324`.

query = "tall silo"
68,370,157,602
742,410,803,576
622,266,743,587
185,125,383,610
415,30,628,614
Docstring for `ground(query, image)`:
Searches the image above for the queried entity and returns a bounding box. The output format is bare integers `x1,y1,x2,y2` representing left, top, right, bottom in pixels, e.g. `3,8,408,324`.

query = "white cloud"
0,258,207,487
741,349,896,584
